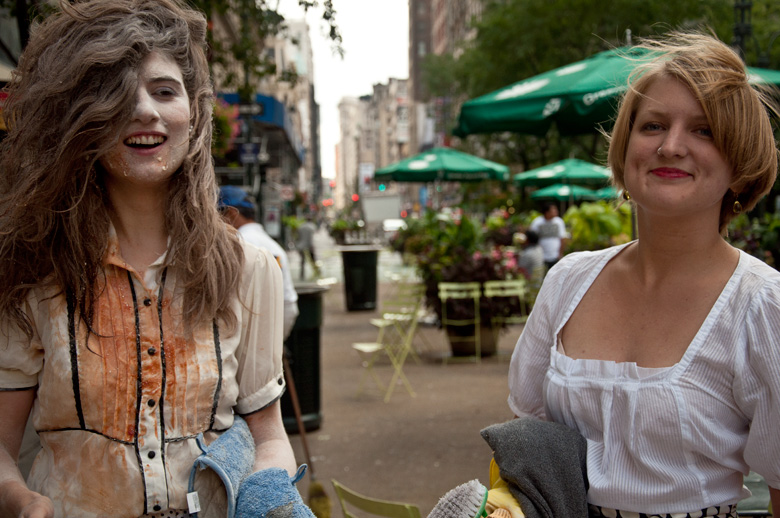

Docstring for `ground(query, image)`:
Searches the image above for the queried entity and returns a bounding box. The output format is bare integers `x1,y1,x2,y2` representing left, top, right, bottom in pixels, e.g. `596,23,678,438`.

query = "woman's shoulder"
736,250,780,308
552,243,629,275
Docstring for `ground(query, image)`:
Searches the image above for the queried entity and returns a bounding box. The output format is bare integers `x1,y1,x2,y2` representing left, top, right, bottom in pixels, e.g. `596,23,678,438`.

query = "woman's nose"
132,89,159,123
658,126,688,158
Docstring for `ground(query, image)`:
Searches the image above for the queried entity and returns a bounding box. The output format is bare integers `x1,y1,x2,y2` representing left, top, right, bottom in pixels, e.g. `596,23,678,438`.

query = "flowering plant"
401,211,526,329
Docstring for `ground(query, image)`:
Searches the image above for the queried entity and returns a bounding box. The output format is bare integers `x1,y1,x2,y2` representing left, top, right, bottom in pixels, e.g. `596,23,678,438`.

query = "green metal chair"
332,479,421,518
438,281,482,364
352,283,422,401
738,471,772,517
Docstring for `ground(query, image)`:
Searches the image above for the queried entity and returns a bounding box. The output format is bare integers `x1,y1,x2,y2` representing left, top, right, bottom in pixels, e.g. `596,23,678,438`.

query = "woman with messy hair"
0,1,311,517
508,32,780,515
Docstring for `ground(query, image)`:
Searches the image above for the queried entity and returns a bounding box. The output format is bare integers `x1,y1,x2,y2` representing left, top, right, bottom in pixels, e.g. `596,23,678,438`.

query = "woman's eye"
696,127,713,138
641,122,663,131
154,87,177,98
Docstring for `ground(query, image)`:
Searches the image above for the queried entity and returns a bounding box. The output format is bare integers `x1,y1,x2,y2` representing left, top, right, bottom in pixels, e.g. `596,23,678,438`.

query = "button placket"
136,286,167,512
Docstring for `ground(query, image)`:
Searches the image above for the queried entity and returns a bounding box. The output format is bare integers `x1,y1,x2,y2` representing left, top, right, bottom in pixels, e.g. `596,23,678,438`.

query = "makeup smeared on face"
100,51,191,187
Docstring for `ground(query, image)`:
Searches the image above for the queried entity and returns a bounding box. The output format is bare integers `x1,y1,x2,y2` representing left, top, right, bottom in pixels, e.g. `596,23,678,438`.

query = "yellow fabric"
486,459,525,518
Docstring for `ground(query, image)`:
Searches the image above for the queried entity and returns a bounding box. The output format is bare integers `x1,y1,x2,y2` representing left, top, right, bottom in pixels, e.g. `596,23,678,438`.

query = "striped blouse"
508,243,780,513
0,230,285,518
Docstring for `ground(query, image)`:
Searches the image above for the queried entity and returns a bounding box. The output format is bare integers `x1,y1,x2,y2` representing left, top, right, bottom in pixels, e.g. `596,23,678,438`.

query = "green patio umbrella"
514,158,611,188
374,147,509,182
454,47,780,137
592,186,619,200
530,183,598,201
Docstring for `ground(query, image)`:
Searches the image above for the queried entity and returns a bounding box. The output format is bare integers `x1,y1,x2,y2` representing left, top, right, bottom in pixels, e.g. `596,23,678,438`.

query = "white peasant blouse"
508,243,780,513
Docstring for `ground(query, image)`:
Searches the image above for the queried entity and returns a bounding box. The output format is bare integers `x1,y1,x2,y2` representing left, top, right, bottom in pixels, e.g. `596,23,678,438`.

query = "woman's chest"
560,269,728,368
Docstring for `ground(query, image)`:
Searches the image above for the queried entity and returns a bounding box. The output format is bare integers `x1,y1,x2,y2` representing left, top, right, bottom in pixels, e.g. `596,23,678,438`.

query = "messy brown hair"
608,31,779,235
0,0,243,337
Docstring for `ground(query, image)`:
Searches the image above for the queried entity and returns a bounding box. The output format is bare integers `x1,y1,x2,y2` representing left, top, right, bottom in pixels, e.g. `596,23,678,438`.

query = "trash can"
281,283,329,434
339,245,383,311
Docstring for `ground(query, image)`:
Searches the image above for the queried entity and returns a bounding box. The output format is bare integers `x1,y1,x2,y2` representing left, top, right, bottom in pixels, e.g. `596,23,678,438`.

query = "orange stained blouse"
0,229,285,518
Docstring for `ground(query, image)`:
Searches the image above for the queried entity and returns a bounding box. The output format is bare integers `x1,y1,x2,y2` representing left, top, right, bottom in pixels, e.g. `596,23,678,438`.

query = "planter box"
445,324,497,357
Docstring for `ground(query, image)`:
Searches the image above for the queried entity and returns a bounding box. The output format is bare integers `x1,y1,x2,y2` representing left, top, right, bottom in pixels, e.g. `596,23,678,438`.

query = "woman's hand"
0,390,49,518
15,487,53,518
0,480,53,518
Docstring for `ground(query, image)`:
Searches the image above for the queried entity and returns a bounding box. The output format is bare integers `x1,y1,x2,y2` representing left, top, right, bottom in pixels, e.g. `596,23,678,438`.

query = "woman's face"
623,75,734,225
100,51,191,189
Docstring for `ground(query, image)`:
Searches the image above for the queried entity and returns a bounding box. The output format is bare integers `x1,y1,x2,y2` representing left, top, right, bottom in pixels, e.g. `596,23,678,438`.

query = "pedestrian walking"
528,202,568,269
219,185,299,339
296,217,318,279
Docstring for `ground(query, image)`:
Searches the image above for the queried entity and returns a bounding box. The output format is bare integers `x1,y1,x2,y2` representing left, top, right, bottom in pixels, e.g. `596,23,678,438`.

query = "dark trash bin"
281,283,329,434
339,245,382,311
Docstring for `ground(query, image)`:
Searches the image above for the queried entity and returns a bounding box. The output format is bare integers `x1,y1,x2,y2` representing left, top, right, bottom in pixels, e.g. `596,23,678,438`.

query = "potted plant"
403,210,526,356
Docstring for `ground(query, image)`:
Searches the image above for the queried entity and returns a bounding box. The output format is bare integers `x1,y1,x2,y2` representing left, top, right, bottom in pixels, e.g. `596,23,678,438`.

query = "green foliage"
1,1,342,97
396,211,525,327
283,215,304,230
454,0,733,100
420,0,746,171
562,201,633,252
728,212,780,269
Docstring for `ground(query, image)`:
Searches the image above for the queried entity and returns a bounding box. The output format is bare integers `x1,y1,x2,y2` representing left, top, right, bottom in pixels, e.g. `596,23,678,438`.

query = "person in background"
508,31,779,516
296,216,318,279
528,202,568,269
0,1,312,517
517,230,545,279
219,185,299,339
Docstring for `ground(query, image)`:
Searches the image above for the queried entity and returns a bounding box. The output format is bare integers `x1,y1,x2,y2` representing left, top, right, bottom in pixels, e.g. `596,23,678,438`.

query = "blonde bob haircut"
608,31,780,235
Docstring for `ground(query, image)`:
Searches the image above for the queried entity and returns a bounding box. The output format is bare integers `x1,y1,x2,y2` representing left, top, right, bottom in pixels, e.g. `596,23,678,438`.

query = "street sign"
280,185,294,201
238,103,264,117
240,143,258,165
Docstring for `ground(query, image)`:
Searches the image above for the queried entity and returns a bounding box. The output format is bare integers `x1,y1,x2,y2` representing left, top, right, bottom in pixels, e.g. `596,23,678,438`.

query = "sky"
280,0,410,178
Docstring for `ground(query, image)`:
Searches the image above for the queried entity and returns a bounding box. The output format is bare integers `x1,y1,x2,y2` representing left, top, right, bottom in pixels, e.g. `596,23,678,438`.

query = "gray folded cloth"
480,417,589,518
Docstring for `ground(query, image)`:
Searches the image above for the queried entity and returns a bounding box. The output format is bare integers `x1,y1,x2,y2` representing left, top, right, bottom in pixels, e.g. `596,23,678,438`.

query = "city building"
208,10,318,240
335,78,410,211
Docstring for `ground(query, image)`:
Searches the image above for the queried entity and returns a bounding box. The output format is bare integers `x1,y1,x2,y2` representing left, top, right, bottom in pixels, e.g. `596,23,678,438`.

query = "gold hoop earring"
622,190,631,201
733,199,742,214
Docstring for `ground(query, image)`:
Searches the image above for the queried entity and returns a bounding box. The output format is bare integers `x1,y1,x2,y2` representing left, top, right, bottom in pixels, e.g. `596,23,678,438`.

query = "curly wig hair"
0,0,244,337
608,31,780,235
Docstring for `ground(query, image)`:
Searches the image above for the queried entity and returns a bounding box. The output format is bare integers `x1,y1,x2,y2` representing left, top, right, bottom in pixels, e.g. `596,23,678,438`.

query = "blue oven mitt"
235,464,315,518
188,416,256,518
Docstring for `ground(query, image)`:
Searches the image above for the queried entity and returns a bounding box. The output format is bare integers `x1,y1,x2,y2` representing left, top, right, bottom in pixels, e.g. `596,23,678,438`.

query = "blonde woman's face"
100,51,191,188
623,76,733,224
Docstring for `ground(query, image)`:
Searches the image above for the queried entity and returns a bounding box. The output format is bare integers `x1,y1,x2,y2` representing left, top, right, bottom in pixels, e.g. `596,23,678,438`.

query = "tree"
0,0,342,97
421,0,740,170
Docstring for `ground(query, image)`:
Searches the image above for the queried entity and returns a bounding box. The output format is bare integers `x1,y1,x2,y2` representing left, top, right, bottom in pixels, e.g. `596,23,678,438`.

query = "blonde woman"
509,32,780,516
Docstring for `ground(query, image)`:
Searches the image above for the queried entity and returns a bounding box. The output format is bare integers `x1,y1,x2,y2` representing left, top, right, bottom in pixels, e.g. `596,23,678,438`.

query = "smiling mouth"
652,167,690,179
124,135,166,148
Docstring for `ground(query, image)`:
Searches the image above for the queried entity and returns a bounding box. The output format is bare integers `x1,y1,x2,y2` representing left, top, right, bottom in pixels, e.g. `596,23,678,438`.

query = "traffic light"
378,184,386,192
351,194,360,202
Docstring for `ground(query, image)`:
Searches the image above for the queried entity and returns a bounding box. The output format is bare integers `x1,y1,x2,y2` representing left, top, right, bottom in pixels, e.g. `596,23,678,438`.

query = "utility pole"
732,0,753,62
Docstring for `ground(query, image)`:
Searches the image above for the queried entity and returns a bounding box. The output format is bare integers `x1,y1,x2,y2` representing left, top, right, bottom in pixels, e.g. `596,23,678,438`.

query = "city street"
286,227,522,517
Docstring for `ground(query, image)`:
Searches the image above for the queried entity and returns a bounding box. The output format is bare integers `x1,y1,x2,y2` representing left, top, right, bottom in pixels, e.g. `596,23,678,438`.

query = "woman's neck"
631,209,737,285
106,182,169,275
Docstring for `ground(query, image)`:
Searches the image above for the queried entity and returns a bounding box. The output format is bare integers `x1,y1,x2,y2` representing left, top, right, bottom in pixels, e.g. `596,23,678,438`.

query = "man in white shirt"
528,202,568,269
219,185,299,338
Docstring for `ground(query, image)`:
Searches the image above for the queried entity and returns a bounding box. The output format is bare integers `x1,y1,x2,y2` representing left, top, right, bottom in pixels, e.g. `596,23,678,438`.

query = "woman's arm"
244,400,297,476
0,389,53,518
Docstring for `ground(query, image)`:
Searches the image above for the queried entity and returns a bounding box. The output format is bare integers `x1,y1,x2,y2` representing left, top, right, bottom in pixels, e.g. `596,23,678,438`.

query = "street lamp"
733,0,780,69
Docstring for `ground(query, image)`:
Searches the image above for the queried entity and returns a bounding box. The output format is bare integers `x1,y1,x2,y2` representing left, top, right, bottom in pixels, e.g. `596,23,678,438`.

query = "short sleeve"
556,218,568,238
507,261,567,419
737,278,780,488
233,246,286,415
0,295,43,390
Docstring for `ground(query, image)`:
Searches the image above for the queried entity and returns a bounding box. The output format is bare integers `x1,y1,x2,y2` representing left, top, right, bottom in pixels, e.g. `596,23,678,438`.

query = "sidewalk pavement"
286,229,523,517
